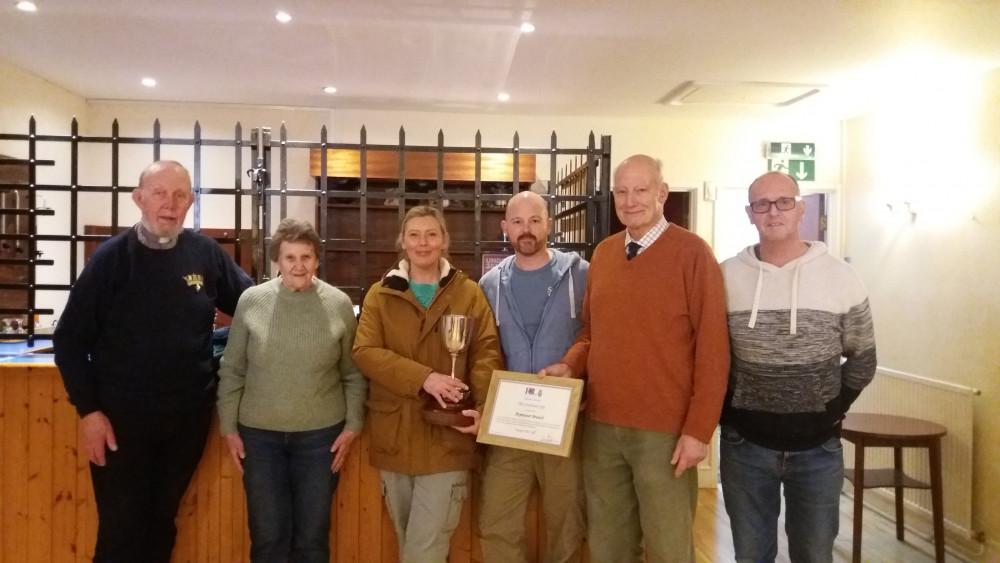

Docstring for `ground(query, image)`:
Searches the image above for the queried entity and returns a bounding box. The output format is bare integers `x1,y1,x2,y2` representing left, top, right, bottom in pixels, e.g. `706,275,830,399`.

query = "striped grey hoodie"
719,241,876,451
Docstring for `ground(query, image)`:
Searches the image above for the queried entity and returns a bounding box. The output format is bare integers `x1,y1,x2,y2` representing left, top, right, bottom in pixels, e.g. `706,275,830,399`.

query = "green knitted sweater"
216,277,367,435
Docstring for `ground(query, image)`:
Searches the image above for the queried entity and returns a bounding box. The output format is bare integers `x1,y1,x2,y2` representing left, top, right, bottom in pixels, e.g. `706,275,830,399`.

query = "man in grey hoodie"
720,171,876,563
477,191,589,563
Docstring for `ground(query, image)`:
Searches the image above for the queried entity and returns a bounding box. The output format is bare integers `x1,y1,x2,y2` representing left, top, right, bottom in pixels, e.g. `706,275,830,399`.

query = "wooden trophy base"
421,392,475,427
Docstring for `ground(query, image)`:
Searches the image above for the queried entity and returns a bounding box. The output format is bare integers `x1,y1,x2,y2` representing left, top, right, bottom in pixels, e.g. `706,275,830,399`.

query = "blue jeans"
240,422,344,563
719,425,844,563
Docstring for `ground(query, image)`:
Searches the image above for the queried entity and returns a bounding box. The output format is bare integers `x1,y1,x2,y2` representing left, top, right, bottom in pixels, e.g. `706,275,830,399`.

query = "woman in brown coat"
353,205,501,562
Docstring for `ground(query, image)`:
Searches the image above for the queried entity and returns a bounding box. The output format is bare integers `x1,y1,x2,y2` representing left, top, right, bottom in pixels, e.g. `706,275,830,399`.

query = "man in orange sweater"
542,154,730,562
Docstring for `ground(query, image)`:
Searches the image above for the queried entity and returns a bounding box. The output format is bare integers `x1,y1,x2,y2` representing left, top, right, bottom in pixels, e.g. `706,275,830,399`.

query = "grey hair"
269,218,322,261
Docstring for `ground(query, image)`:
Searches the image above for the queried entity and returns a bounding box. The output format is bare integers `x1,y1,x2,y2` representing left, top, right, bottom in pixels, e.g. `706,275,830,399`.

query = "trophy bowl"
421,314,476,427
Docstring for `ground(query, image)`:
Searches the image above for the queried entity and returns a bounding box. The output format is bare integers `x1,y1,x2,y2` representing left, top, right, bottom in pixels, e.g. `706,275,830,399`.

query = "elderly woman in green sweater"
216,218,367,563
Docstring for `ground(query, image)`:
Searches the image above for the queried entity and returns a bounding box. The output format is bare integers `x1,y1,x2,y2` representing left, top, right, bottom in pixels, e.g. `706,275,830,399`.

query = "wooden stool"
841,413,947,563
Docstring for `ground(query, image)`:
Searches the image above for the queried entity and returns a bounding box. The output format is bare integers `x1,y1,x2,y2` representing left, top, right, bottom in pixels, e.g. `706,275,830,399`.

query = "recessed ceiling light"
142,77,156,87
323,86,337,94
497,92,510,102
275,11,291,23
520,22,535,33
16,2,37,12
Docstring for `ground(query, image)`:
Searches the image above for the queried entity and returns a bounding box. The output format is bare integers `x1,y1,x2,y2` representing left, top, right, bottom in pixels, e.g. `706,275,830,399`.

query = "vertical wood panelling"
0,361,6,557
340,430,361,562
357,432,383,563
1,365,568,563
27,372,54,562
73,394,95,563
217,437,238,563
3,368,29,563
52,383,77,563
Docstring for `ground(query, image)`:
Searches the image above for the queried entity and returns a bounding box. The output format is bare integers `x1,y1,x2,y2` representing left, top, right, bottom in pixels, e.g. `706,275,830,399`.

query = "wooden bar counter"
0,361,566,563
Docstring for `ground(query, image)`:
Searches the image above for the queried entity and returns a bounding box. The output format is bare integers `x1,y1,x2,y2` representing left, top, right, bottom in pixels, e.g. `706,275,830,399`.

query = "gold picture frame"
476,370,584,457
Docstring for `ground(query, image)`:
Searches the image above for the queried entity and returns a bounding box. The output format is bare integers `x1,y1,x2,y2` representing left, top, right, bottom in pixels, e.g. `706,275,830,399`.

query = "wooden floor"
693,485,965,563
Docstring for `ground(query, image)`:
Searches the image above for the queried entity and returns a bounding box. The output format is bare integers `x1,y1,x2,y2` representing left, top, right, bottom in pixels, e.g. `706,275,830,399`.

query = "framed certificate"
476,370,584,457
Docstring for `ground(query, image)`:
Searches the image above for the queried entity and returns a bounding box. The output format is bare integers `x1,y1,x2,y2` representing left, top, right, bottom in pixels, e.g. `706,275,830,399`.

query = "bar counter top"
0,338,55,366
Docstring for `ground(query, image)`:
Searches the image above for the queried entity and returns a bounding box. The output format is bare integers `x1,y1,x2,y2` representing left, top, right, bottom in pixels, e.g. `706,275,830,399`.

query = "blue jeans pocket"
820,434,843,453
720,425,744,445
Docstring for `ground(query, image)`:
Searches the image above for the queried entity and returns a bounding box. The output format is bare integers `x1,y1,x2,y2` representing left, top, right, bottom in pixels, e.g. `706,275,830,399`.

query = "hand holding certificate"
476,370,584,457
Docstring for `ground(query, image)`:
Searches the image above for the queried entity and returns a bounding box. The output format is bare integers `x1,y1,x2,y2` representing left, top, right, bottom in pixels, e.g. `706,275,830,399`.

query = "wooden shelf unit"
311,149,535,304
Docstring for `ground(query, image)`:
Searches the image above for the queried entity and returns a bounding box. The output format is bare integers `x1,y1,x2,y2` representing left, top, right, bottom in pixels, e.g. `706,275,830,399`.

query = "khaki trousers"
380,470,468,563
478,437,586,563
582,420,698,563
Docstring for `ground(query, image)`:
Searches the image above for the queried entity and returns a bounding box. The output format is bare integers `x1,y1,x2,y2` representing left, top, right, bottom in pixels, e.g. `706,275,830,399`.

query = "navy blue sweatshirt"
54,227,252,415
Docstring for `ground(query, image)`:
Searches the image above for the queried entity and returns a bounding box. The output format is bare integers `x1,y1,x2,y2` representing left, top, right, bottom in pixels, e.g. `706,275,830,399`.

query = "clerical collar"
135,222,179,250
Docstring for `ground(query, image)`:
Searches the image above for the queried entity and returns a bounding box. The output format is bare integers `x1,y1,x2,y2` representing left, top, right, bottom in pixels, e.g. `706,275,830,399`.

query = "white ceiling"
2,0,999,118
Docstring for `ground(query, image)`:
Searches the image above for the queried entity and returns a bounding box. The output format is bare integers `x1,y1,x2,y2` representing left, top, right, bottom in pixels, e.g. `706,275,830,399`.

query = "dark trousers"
240,422,344,563
89,403,213,563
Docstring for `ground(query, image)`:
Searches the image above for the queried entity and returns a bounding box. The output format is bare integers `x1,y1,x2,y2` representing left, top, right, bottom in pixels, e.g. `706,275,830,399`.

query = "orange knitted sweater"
562,225,730,443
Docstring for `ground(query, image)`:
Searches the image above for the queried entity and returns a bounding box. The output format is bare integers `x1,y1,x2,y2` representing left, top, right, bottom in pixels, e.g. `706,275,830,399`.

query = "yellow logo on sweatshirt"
183,274,204,291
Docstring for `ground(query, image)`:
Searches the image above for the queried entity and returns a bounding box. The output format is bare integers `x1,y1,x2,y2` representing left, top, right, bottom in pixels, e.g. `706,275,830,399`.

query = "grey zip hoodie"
479,249,589,373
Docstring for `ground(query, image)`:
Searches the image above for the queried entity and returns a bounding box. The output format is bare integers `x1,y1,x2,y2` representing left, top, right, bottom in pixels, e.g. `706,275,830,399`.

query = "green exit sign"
768,159,814,181
766,142,814,158
765,142,815,181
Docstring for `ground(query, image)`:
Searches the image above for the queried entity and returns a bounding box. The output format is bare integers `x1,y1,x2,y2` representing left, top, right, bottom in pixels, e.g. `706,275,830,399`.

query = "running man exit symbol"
765,142,815,181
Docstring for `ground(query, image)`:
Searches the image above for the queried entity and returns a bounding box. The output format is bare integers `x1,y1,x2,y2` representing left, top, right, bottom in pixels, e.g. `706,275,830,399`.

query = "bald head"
138,160,191,191
745,170,805,249
505,190,549,221
614,154,664,187
748,171,799,201
502,190,552,265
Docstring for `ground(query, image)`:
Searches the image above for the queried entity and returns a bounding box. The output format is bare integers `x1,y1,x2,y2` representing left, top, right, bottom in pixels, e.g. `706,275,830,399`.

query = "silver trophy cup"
421,314,476,426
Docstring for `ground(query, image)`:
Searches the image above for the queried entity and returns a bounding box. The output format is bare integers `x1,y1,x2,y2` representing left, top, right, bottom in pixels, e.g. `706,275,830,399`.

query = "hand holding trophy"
422,314,476,426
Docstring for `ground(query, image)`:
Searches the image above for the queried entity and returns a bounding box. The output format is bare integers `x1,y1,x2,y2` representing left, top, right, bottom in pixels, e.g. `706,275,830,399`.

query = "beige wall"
844,67,1000,558
0,58,87,139
0,59,88,318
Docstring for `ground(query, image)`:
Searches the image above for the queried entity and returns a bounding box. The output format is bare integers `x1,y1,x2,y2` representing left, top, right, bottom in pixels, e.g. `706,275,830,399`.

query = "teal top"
216,277,367,435
410,281,438,308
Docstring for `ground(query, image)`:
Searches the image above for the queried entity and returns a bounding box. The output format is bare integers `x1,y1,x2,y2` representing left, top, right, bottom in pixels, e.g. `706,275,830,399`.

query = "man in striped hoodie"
719,171,876,563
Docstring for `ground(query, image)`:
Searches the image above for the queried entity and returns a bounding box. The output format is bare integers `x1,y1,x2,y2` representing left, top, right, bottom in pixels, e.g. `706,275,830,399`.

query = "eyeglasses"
748,196,801,214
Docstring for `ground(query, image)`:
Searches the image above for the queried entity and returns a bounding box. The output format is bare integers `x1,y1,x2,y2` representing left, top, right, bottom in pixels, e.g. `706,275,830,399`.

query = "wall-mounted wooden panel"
309,149,536,183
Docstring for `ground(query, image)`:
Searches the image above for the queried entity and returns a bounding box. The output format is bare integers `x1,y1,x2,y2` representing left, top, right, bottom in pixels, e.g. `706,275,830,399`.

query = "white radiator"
845,366,979,537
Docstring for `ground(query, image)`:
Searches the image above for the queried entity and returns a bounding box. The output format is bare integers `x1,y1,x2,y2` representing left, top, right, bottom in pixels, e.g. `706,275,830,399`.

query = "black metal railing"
0,116,611,340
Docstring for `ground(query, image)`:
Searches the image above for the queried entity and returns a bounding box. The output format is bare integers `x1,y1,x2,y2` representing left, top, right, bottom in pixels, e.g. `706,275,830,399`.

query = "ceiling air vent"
657,81,823,107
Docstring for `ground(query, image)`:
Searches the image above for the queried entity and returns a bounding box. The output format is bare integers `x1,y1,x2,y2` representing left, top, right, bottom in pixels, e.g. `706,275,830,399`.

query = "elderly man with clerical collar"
54,160,253,563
